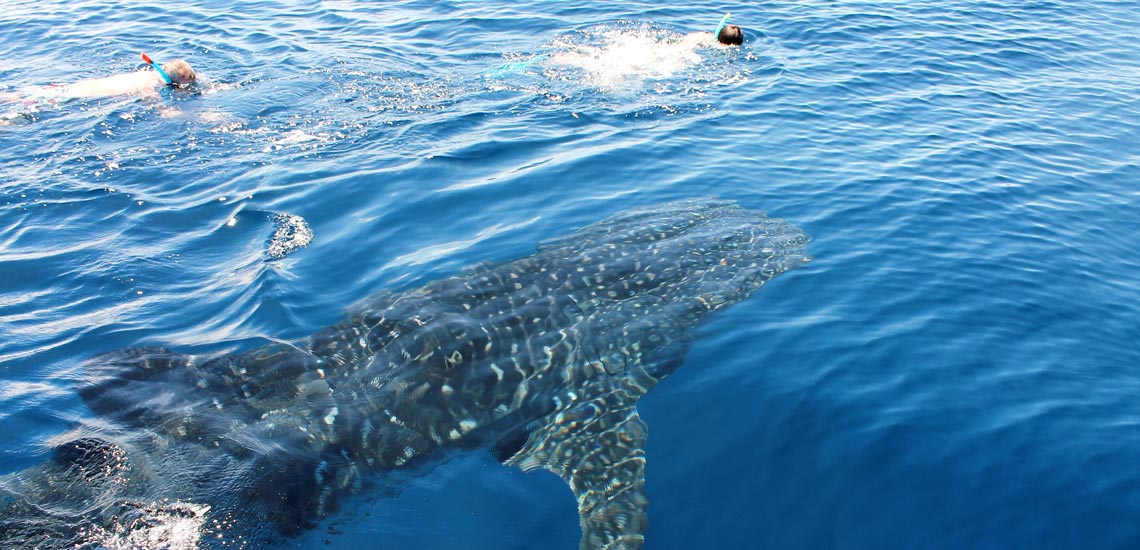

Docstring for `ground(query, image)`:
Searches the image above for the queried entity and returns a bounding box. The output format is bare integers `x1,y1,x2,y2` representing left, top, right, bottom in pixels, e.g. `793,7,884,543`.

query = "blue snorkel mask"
141,52,174,86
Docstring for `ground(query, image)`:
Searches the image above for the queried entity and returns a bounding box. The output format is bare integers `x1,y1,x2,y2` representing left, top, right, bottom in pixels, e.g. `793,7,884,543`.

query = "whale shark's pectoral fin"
504,389,649,550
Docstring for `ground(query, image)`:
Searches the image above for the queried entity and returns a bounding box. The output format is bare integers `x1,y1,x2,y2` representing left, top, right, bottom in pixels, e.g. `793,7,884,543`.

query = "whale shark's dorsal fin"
504,387,649,550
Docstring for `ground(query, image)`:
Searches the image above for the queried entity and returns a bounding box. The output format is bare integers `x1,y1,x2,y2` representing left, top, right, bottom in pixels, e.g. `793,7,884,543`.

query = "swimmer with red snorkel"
2,53,196,107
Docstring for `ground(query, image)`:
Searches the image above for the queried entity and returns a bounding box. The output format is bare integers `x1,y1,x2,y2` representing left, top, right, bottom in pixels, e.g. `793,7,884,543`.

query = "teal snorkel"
141,52,173,85
714,12,732,41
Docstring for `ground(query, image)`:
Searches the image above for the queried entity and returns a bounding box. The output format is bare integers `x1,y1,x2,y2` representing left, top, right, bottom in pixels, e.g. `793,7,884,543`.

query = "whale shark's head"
539,198,811,317
523,198,810,381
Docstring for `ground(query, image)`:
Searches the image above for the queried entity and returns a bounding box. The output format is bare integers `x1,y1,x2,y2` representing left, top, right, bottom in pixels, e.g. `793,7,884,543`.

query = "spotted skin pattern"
0,198,809,549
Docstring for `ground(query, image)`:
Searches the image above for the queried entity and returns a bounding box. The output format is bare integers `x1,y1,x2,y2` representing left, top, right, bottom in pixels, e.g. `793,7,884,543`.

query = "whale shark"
0,198,809,549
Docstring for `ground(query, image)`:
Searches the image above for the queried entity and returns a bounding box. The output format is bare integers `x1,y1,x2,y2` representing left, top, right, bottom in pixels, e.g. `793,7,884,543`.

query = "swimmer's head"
717,24,743,46
162,59,197,86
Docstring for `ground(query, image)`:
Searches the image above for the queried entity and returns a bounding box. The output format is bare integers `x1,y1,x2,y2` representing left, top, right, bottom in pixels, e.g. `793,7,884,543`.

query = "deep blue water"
2,0,1140,548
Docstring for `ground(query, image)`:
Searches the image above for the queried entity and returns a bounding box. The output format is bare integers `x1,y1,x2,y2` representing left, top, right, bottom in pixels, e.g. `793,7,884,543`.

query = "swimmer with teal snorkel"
1,53,196,107
713,12,744,45
677,12,744,48
489,13,744,78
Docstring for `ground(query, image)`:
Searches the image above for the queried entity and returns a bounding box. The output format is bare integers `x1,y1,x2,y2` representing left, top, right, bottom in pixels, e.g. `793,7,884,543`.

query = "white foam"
90,502,211,550
266,213,314,260
547,28,715,88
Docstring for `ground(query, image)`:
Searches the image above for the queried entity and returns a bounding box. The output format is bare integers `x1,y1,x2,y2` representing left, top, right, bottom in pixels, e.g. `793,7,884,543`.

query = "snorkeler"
676,13,744,49
713,12,744,45
490,13,742,79
716,23,744,46
1,53,196,107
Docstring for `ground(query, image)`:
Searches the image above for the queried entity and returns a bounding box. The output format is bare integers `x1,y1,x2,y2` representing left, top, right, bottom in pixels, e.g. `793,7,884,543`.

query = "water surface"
2,1,1139,548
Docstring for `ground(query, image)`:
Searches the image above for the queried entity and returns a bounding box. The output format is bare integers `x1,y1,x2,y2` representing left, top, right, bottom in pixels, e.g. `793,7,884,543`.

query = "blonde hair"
162,59,196,85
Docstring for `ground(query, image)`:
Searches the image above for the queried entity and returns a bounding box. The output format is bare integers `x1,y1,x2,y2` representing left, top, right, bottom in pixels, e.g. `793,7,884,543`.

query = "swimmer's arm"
65,71,164,99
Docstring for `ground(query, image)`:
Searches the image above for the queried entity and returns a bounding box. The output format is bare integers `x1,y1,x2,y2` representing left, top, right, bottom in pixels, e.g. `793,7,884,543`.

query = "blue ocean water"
2,0,1139,548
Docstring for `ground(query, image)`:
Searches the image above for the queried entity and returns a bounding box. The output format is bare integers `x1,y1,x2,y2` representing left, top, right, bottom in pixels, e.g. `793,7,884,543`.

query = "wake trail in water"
547,28,715,87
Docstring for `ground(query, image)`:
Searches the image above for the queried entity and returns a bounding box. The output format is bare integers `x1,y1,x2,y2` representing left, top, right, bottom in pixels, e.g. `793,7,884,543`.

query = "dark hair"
717,24,743,46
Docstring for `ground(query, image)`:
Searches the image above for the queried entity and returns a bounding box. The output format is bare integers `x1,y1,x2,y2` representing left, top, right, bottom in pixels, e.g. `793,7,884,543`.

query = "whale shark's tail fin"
505,386,650,549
